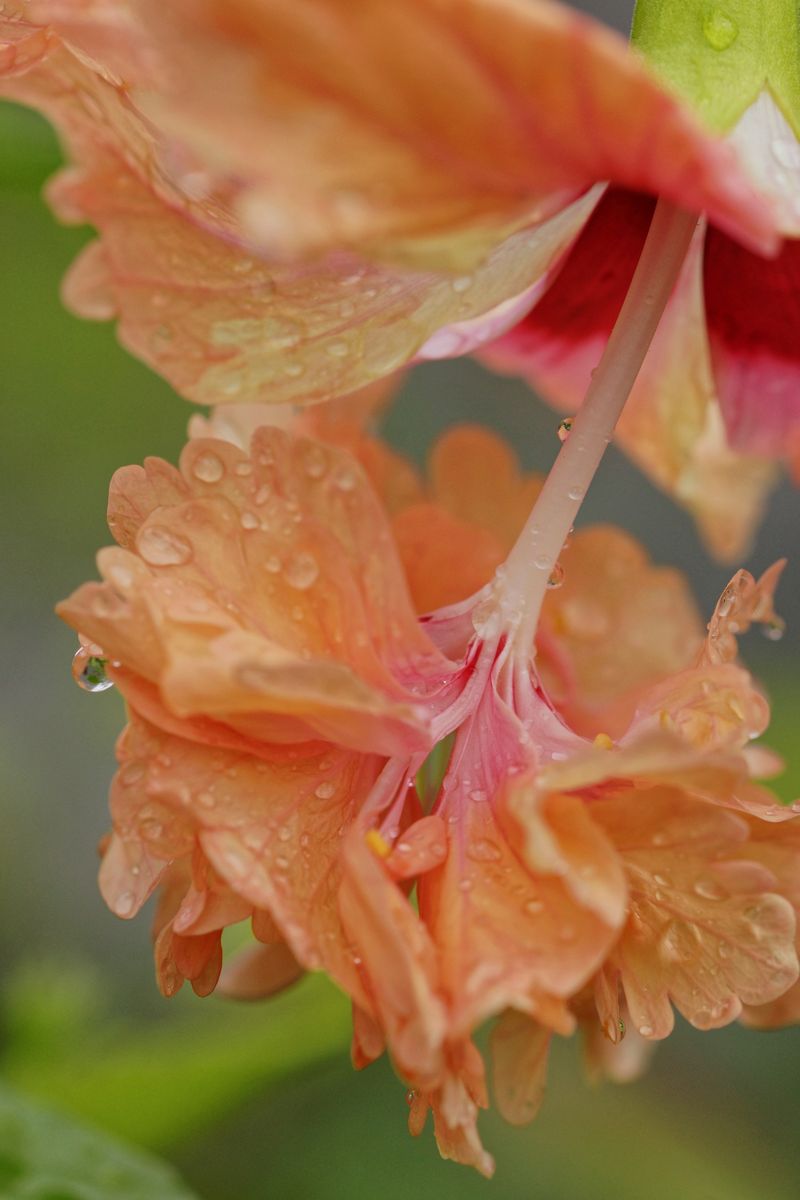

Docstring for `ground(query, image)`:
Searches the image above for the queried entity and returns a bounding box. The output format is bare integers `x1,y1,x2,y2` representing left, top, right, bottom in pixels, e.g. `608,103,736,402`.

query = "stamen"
593,732,614,750
365,829,392,858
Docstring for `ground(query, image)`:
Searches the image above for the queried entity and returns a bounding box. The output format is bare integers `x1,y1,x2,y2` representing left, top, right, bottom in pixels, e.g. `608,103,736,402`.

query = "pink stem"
500,197,698,657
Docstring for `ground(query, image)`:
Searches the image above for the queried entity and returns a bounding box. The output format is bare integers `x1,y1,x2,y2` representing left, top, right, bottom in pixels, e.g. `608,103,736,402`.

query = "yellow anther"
365,829,392,859
593,732,614,750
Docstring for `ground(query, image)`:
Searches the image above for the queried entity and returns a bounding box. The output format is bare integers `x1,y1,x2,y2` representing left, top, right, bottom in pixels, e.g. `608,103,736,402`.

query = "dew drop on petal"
115,890,135,917
467,838,502,863
567,485,584,501
284,552,319,590
332,463,357,492
693,877,727,900
703,9,738,50
138,525,193,566
304,445,328,480
315,781,336,800
240,511,259,530
557,416,573,443
72,649,114,693
192,451,225,483
639,1024,654,1038
326,339,350,358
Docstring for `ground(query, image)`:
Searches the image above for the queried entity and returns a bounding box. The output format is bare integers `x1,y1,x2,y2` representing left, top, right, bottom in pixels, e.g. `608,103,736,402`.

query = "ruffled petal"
7,0,779,405
58,428,449,756
592,789,798,1038
104,714,384,1005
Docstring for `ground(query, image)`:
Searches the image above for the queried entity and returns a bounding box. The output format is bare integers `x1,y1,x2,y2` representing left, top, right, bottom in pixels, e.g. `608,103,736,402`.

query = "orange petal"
58,428,448,756
9,0,779,405
541,526,703,738
490,1010,550,1126
592,789,799,1038
218,940,304,1000
104,714,384,1007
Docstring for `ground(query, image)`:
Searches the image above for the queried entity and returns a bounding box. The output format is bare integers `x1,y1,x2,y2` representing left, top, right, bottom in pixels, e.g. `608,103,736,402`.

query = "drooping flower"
0,4,780,448
59,414,800,1174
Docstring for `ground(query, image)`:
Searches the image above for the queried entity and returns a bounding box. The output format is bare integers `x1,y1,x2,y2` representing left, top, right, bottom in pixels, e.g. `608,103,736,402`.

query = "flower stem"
501,197,698,657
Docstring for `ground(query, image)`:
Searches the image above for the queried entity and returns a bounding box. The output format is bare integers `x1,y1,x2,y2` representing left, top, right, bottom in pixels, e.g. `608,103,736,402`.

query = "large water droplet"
192,450,225,483
138,525,193,566
72,648,114,692
240,510,259,530
467,838,502,863
284,551,319,590
703,9,738,50
315,781,336,800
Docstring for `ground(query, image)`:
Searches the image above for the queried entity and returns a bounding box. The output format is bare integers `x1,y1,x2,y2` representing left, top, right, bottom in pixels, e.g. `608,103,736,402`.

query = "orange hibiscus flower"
1,0,788,558
58,410,800,1174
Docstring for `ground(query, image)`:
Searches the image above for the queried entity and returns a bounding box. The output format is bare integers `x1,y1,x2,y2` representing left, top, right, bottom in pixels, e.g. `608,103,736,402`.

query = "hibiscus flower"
1,0,787,556
58,407,800,1174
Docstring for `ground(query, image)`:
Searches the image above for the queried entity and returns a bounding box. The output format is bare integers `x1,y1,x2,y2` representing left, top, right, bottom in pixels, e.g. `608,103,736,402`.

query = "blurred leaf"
0,102,62,189
5,973,351,1151
0,1084,198,1198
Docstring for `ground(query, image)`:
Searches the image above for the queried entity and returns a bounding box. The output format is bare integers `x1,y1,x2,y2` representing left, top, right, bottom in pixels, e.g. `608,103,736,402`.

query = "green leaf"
632,0,800,135
6,973,352,1151
0,1084,198,1199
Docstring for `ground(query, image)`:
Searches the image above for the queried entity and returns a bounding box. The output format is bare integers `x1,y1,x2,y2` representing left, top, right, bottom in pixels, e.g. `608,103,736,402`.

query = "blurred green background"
2,1,800,1196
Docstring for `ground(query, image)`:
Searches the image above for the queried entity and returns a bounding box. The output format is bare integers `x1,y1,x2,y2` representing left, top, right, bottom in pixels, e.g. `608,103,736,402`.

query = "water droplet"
703,8,738,50
283,361,305,378
197,791,216,809
524,898,544,915
557,416,573,443
332,463,357,492
284,551,319,590
304,445,328,480
468,838,502,863
326,339,350,358
240,511,259,530
138,525,193,566
534,554,551,571
72,649,114,692
693,877,726,900
118,761,146,787
234,461,253,477
315,781,336,800
264,554,282,573
115,891,135,917
763,616,786,642
639,1023,654,1038
546,563,565,590
406,1090,417,1107
450,274,473,293
567,485,584,501
458,878,473,892
192,450,225,483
